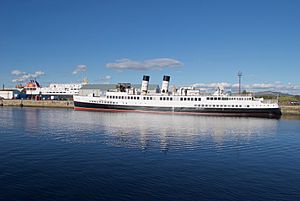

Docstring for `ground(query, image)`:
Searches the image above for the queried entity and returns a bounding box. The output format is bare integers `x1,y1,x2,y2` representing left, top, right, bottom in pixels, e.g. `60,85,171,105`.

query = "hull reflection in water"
0,107,297,201
59,110,278,151
13,107,279,151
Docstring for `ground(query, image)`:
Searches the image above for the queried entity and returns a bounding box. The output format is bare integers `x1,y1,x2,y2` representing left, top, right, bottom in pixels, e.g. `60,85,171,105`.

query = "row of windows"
47,91,67,94
107,95,140,100
107,95,171,101
90,99,251,108
206,97,252,101
106,95,251,102
180,97,201,101
107,95,201,101
196,104,250,108
160,97,173,101
144,97,153,100
90,100,115,104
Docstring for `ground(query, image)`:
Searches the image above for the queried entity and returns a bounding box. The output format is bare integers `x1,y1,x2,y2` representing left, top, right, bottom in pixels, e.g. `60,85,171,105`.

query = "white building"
0,89,21,99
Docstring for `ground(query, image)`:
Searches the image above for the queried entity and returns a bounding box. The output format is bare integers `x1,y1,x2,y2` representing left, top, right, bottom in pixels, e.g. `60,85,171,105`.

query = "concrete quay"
1,99,300,116
280,105,300,116
0,99,73,108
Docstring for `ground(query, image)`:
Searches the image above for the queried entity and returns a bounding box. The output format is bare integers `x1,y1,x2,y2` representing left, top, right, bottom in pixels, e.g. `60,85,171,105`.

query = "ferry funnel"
161,75,170,93
141,75,150,94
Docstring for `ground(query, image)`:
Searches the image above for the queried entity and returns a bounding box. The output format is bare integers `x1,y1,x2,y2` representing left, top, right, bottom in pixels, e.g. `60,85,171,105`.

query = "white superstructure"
25,80,83,96
73,75,282,118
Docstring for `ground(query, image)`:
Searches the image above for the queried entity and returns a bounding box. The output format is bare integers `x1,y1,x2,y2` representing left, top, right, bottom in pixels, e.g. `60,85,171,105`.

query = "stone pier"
1,99,74,108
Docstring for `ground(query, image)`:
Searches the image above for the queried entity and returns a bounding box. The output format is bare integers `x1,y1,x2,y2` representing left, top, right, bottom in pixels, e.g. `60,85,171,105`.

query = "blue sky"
1,0,300,93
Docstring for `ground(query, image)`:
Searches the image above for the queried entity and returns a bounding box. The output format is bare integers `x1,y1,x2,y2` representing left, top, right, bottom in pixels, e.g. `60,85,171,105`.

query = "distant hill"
254,91,293,97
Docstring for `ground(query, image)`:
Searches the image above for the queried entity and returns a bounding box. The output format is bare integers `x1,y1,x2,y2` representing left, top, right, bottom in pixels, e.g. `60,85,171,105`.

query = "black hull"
74,101,282,119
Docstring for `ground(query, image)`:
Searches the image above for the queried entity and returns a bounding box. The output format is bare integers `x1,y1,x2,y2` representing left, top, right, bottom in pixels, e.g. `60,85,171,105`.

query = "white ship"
25,80,84,98
73,75,282,118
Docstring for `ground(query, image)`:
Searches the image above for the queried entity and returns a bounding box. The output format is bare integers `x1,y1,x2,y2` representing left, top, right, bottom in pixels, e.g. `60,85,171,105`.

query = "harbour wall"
0,99,73,108
1,99,300,115
280,105,300,116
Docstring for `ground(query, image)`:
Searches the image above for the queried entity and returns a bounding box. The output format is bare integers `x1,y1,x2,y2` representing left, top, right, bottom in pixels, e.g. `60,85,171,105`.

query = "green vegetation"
278,96,300,105
256,95,300,105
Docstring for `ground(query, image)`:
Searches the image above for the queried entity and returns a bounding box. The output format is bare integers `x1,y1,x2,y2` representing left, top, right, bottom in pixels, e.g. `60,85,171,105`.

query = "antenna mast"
237,71,242,94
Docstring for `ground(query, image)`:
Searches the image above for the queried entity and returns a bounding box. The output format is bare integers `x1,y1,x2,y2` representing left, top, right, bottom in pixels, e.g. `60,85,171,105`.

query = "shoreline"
1,99,300,116
280,105,300,116
0,99,73,108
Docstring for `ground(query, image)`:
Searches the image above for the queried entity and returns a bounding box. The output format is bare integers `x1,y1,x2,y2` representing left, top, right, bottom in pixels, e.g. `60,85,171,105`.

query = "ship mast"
237,71,242,94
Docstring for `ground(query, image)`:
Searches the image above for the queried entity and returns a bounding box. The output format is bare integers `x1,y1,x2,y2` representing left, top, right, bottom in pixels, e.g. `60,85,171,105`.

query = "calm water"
0,107,299,201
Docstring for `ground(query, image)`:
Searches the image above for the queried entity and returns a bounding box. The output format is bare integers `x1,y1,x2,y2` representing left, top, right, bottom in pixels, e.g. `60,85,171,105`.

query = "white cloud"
11,70,45,83
191,82,300,94
11,70,25,76
192,82,232,88
73,64,87,74
106,58,182,71
250,83,274,89
100,75,112,84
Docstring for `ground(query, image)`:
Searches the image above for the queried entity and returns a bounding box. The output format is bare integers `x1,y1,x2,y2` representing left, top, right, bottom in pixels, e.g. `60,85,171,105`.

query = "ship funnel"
161,75,170,93
141,75,150,94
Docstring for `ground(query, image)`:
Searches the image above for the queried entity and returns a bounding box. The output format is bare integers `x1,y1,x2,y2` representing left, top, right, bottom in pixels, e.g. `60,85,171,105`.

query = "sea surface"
0,107,299,201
